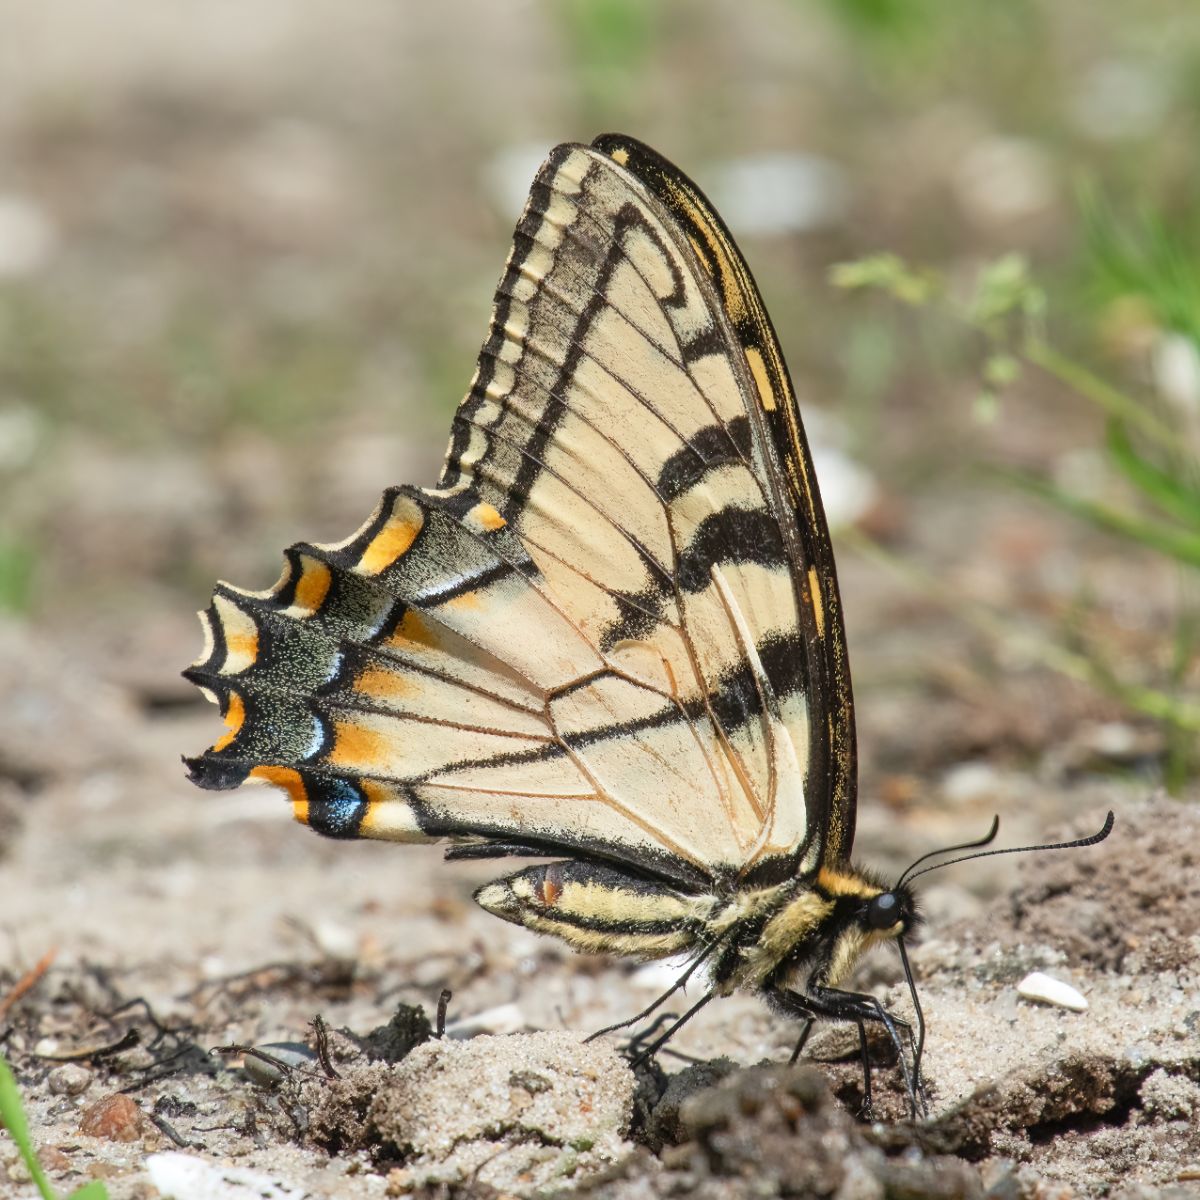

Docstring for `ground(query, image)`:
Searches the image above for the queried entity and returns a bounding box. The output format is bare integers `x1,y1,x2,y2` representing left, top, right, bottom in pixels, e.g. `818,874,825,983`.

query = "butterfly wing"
591,134,858,869
185,136,857,890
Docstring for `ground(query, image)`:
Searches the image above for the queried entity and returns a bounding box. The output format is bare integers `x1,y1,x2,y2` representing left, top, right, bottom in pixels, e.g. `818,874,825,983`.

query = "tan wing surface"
187,139,837,887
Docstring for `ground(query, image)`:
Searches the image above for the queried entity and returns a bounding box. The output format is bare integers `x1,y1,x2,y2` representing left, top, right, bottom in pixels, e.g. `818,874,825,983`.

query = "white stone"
443,1001,525,1038
1016,970,1088,1012
1153,332,1200,416
145,1152,302,1200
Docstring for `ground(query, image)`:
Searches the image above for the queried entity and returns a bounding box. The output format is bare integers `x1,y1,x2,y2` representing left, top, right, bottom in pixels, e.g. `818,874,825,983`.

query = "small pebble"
310,917,360,961
37,1146,72,1173
47,1065,93,1097
1016,971,1088,1012
78,1093,147,1142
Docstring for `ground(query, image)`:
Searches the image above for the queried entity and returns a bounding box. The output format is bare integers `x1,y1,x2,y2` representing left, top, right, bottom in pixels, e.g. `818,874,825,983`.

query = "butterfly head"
863,880,920,938
812,866,922,989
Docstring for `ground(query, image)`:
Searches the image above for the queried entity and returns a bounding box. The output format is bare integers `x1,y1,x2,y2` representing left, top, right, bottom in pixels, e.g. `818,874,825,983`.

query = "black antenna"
900,810,1114,888
896,815,1000,889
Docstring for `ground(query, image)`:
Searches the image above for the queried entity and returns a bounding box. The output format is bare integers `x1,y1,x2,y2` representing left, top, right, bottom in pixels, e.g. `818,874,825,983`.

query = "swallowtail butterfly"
185,135,1112,1113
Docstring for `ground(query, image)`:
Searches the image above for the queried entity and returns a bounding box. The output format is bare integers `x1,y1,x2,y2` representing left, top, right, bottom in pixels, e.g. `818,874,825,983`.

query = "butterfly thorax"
711,865,915,996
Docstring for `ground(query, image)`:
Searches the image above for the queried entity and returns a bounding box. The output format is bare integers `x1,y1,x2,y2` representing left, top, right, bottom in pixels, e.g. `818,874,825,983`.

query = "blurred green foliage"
833,224,1200,786
1083,190,1200,346
554,0,662,126
0,536,35,614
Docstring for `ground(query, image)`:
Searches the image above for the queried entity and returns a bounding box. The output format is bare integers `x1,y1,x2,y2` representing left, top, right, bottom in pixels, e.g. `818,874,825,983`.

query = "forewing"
591,134,859,868
442,140,836,878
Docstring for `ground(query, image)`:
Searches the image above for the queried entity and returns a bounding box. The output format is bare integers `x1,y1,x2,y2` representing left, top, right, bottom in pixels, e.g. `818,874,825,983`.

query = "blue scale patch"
308,778,368,839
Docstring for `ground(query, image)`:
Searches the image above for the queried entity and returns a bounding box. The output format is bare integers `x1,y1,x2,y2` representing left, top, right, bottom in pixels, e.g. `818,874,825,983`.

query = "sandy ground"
1,607,1197,1197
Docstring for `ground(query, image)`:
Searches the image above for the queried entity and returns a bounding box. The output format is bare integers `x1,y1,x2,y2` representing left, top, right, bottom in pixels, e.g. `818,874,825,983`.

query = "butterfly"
185,134,1112,1115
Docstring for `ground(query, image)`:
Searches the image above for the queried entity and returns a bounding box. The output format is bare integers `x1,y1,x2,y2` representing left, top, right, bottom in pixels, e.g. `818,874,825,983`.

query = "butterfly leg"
768,985,922,1118
770,989,877,1116
854,1019,873,1116
585,949,712,1043
809,986,923,1118
816,984,926,1113
628,989,716,1067
788,1017,814,1065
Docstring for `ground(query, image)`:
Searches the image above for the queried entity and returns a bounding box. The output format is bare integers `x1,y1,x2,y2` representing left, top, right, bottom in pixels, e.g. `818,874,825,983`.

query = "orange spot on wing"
360,779,396,805
212,691,246,751
385,610,440,652
444,589,484,611
224,631,259,664
355,665,418,702
249,765,309,819
472,502,507,531
212,595,260,673
359,504,423,575
536,864,564,907
291,556,332,616
327,719,389,771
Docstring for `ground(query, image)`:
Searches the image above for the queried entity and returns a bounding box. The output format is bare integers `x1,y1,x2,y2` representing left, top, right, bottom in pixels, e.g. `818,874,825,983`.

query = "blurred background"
2,0,1199,960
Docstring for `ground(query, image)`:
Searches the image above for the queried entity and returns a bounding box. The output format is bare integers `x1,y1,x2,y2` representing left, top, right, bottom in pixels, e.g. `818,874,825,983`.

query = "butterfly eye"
866,892,901,930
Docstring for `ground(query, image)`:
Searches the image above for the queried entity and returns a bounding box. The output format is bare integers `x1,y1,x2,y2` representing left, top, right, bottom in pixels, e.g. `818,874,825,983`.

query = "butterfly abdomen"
476,860,714,960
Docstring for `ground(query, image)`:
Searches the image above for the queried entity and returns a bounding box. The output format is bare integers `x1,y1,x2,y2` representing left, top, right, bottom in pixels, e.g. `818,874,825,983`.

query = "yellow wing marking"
211,594,259,673
744,346,776,412
358,494,424,575
358,780,430,840
807,565,825,639
285,555,332,618
211,690,246,752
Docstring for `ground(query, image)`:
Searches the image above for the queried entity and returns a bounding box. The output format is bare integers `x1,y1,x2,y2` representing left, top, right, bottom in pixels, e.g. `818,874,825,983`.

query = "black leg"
855,1020,873,1116
630,990,715,1066
788,1018,814,1065
812,986,921,1118
585,950,711,1043
769,984,925,1119
626,1011,679,1055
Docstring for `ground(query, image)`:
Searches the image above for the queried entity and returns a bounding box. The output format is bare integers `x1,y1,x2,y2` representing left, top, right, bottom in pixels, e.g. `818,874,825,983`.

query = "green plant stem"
1025,340,1179,454
1003,470,1200,568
